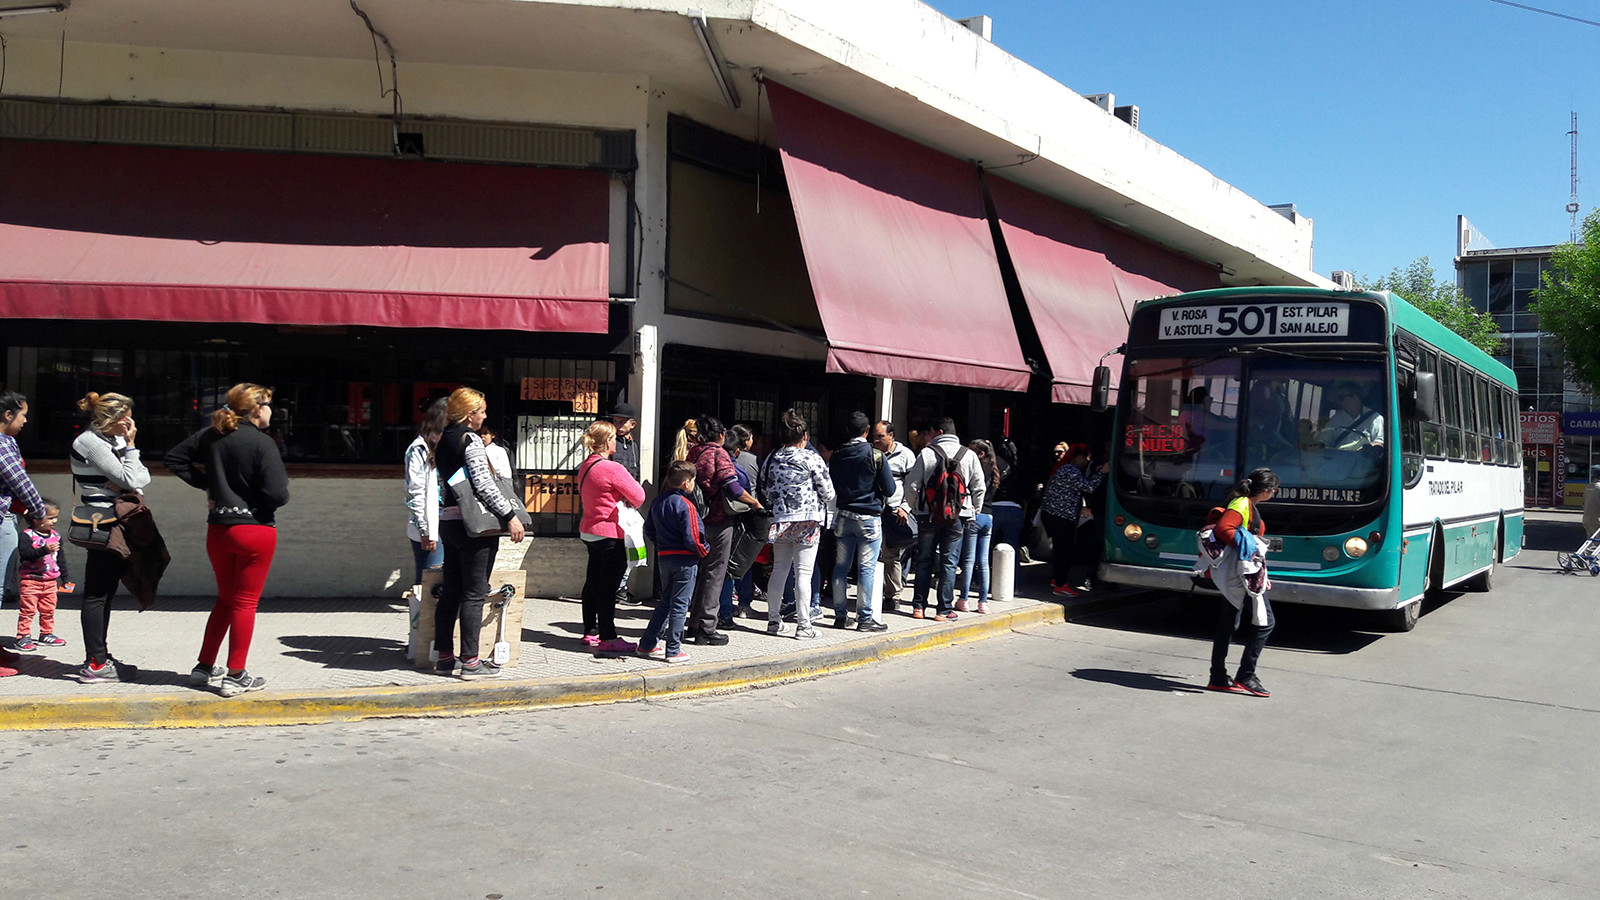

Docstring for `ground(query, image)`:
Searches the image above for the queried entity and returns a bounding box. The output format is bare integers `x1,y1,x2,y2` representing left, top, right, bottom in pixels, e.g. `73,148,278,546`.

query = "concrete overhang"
0,0,1326,288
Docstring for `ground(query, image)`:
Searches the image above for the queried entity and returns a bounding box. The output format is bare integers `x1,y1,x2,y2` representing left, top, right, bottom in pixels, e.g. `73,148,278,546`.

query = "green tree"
1532,210,1600,394
1356,256,1501,355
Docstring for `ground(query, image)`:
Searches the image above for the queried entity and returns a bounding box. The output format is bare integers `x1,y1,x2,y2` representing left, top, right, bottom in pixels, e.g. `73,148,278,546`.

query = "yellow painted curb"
0,602,1070,731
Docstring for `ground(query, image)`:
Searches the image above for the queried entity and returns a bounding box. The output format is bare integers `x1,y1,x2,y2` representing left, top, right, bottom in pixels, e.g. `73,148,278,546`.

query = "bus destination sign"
1158,303,1350,341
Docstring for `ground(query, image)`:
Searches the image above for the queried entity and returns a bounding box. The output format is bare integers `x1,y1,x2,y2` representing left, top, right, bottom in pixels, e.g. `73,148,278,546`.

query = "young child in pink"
15,500,70,652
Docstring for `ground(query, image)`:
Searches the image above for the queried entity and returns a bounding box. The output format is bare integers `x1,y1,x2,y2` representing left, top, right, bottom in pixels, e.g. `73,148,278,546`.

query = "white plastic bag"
617,503,648,568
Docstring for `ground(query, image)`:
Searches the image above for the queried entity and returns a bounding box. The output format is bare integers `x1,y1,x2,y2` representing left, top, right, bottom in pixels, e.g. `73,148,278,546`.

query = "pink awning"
1099,225,1223,311
0,140,612,332
765,83,1030,392
989,177,1128,405
989,176,1222,404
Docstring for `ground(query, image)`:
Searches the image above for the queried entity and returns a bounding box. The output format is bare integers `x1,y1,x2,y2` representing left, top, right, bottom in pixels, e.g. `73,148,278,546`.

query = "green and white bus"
1095,286,1523,631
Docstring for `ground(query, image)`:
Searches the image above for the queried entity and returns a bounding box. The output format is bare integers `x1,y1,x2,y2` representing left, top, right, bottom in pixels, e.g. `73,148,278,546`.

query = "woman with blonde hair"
70,391,152,684
672,418,699,463
576,419,645,651
166,383,290,696
431,387,526,678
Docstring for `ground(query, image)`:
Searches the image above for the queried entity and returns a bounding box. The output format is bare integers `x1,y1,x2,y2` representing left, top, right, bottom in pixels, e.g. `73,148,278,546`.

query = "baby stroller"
1556,526,1600,576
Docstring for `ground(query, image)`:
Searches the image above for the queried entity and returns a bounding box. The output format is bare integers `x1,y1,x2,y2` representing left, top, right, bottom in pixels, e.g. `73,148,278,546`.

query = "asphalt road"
4,512,1597,899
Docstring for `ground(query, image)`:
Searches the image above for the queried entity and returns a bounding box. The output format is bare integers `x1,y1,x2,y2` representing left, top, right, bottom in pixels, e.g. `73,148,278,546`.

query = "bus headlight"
1123,523,1143,542
1144,533,1160,549
1322,546,1340,562
1344,537,1369,558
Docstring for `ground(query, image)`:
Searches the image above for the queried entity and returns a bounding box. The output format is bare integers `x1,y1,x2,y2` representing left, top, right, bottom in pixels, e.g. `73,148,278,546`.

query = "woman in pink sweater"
577,420,646,652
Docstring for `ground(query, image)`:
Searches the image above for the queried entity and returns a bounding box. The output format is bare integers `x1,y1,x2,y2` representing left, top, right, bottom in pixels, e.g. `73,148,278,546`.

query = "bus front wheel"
1384,600,1420,632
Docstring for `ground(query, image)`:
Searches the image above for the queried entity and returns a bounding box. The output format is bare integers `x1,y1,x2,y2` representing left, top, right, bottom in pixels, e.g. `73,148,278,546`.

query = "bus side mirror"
1414,371,1438,422
1090,366,1112,413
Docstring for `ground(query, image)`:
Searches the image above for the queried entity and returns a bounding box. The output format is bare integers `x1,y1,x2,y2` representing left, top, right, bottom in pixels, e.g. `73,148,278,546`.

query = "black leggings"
81,549,126,666
1211,594,1275,682
1042,511,1077,586
582,537,626,641
437,519,498,661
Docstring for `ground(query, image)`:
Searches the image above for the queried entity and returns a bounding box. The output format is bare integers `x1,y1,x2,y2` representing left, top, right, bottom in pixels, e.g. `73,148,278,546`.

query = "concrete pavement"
0,557,1145,729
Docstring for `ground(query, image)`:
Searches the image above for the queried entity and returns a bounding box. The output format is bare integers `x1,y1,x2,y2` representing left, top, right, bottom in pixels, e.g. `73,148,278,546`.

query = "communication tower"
1569,113,1581,244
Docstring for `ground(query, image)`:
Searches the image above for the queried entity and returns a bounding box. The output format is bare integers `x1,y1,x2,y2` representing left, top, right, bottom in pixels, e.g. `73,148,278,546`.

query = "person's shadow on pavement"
1070,668,1205,693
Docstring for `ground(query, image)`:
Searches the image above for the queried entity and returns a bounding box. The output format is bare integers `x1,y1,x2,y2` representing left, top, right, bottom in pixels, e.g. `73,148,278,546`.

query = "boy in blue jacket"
639,461,709,662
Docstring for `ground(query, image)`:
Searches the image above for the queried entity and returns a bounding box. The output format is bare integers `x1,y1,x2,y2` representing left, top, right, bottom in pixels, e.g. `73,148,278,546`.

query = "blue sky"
926,0,1600,283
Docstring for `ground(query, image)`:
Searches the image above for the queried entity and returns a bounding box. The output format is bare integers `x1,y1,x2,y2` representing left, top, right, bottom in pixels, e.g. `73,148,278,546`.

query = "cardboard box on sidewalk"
413,569,525,669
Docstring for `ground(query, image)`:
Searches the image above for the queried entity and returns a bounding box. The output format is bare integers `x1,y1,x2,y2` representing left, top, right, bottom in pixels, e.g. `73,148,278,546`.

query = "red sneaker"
911,608,926,619
1052,583,1081,597
0,665,17,677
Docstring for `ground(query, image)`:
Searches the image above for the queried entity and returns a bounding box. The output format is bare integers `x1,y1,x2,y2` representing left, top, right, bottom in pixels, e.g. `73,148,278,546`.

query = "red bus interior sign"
1126,423,1189,454
1158,303,1349,340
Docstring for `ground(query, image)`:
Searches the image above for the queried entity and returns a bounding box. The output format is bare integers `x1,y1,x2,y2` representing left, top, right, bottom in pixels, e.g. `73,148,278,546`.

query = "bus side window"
1484,377,1497,461
1398,366,1424,486
1420,349,1443,458
1465,376,1484,462
1442,362,1463,460
1503,389,1519,467
1474,378,1491,462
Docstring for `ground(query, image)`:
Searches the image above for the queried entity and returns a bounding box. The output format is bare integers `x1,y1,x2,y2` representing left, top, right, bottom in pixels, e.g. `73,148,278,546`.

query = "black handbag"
449,470,531,539
881,509,918,549
727,509,773,578
68,504,118,550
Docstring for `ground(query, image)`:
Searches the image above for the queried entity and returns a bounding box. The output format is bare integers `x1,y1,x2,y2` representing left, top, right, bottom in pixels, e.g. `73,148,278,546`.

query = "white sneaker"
188,664,226,686
795,625,819,640
218,670,266,697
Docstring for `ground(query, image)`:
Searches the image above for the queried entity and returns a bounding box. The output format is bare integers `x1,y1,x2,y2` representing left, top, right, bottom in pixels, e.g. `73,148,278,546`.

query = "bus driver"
1316,383,1384,451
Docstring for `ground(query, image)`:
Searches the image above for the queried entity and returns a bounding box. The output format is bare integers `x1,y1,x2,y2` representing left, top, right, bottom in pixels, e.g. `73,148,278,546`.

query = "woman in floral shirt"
759,409,836,639
1040,444,1108,596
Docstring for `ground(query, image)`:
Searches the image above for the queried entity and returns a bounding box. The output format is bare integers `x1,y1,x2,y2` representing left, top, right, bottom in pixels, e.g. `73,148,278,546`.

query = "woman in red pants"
165,383,290,697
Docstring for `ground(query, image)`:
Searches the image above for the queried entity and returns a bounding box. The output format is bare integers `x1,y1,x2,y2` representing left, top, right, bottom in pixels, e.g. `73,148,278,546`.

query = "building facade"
1455,216,1597,506
0,0,1324,596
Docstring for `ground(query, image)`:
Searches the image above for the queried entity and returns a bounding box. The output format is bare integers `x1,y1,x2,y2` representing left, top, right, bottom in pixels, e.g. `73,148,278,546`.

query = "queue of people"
5,382,1195,693
0,383,291,696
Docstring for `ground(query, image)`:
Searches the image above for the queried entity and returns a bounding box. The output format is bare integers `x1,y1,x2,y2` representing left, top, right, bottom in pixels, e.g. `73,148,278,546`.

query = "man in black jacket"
609,402,641,482
828,411,896,631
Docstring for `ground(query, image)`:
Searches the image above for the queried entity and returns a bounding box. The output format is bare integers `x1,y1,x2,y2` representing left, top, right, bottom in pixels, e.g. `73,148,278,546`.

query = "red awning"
765,83,1030,392
989,176,1222,404
989,177,1128,405
1098,225,1222,312
0,140,612,332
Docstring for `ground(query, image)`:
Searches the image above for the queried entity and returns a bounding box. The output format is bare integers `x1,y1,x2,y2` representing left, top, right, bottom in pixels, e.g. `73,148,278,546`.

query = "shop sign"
524,473,579,515
521,377,600,413
1520,411,1560,444
1564,412,1600,436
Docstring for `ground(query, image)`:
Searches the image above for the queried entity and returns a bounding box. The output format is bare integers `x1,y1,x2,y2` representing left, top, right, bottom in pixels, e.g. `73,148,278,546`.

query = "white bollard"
991,543,1016,602
406,585,422,661
870,560,884,621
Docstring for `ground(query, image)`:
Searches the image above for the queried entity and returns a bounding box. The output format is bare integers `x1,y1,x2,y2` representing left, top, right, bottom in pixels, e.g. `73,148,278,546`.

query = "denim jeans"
719,569,755,619
958,513,993,604
913,517,963,614
832,513,883,622
0,513,15,606
410,538,443,586
990,502,1024,569
642,556,698,656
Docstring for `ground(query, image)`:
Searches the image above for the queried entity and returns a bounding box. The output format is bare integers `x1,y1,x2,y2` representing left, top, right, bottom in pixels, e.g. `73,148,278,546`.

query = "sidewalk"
0,560,1150,730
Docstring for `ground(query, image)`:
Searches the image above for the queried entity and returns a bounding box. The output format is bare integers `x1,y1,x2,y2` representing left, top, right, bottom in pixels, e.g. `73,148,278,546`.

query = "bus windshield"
1117,356,1388,505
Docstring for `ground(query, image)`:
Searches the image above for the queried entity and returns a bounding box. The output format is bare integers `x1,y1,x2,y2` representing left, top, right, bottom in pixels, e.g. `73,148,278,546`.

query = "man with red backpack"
905,418,987,620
